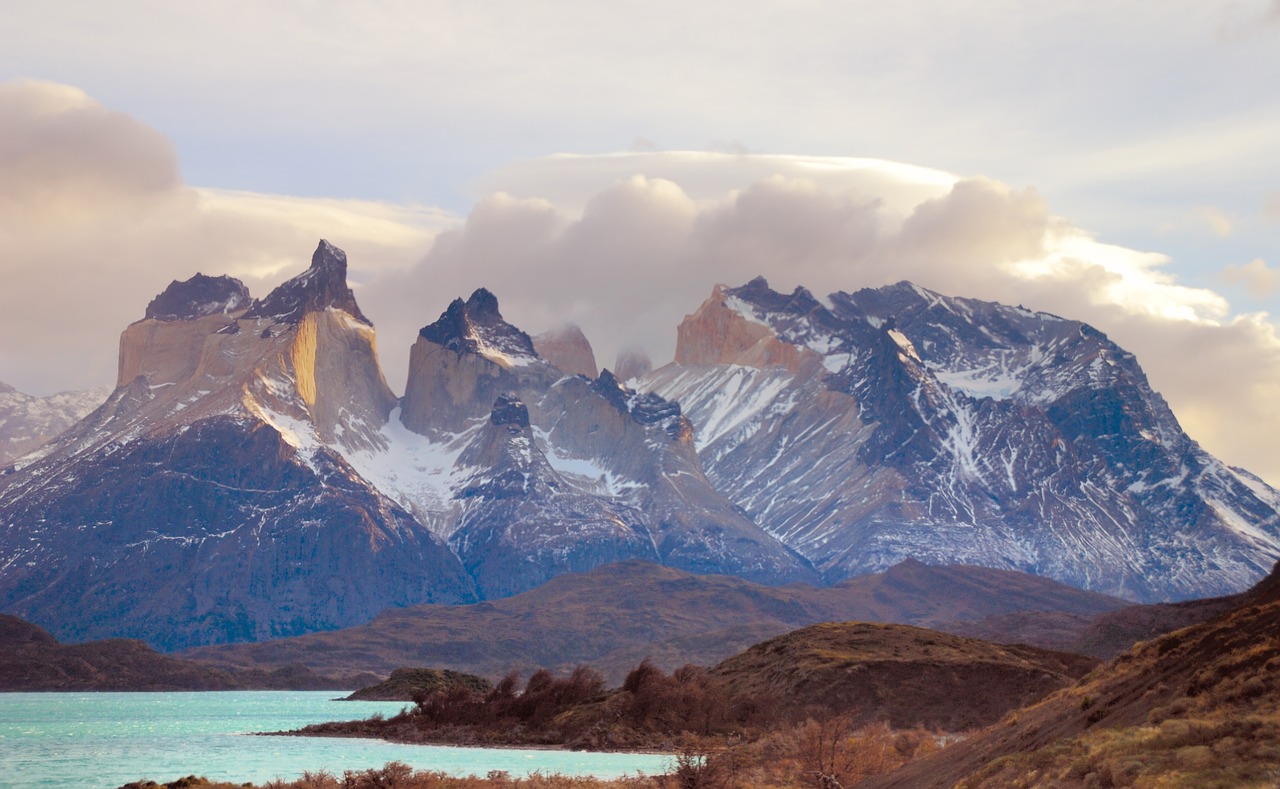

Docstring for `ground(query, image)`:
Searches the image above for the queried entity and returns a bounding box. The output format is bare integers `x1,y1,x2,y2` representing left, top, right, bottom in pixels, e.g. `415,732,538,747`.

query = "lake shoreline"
0,690,672,789
259,726,674,756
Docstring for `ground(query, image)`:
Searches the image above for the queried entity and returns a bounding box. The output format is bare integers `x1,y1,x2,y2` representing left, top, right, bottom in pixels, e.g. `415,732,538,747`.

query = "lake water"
0,691,671,788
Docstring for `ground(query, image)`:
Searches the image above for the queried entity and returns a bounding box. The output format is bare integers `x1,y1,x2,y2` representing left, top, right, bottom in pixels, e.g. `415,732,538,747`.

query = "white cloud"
1222,258,1280,297
373,151,1280,483
470,152,958,217
0,80,454,394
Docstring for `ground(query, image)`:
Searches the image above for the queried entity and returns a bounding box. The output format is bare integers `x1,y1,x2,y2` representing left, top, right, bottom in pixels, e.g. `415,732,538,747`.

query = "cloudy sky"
3,1,1280,479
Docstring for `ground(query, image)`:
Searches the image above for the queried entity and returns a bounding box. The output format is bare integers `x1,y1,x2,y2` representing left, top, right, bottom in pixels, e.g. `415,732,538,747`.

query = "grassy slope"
711,622,1098,731
860,563,1280,788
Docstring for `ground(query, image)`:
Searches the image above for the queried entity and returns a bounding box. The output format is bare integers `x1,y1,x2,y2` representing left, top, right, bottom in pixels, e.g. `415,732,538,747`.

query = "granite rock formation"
0,242,474,649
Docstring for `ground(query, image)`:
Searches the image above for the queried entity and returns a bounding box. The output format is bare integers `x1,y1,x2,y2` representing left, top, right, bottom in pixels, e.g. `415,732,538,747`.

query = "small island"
343,667,493,701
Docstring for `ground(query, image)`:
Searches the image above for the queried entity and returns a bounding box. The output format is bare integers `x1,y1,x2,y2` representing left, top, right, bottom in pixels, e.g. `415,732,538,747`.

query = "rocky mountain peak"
591,369,684,430
465,288,502,320
735,275,774,300
243,240,371,326
675,280,824,372
418,288,536,362
727,277,823,317
533,324,598,378
613,347,653,383
590,369,630,413
0,382,15,395
144,274,250,321
489,393,530,430
650,277,1280,602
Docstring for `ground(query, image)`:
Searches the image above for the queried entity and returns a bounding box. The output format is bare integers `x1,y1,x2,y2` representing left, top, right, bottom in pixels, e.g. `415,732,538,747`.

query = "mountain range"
178,558,1127,683
0,382,110,465
2,240,1278,650
645,278,1280,601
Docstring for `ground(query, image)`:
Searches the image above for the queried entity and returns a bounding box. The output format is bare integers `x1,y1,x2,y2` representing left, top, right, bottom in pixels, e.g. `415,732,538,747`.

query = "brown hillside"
861,561,1280,788
947,591,1242,660
0,614,372,691
0,614,245,690
710,622,1098,731
181,559,1125,683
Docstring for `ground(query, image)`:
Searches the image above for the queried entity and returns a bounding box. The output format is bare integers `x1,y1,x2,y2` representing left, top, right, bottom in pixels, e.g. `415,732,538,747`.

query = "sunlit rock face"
643,278,1280,602
0,242,474,649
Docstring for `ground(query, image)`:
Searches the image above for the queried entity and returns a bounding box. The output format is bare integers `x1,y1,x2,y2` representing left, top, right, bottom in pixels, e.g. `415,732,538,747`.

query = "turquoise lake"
0,691,672,788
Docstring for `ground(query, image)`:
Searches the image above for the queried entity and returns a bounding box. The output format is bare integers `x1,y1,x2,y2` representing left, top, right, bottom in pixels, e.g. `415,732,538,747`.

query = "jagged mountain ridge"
4,240,1279,651
0,243,813,649
370,286,817,596
642,278,1280,602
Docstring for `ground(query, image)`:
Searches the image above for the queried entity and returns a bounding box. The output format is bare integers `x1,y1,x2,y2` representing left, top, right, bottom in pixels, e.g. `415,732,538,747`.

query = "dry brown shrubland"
124,715,946,789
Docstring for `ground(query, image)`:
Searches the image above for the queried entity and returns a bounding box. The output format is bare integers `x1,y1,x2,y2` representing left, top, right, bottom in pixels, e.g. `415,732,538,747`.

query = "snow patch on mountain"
531,426,646,498
640,364,797,455
342,408,478,537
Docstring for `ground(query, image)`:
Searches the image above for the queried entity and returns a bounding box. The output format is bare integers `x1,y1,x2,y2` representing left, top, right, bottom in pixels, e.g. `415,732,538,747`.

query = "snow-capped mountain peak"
643,278,1280,602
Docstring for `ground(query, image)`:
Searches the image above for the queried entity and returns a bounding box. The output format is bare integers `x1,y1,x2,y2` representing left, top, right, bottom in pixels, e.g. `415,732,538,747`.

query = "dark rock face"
591,370,685,434
144,274,250,321
589,369,631,413
489,393,530,430
400,288,549,436
645,279,1280,602
0,416,475,649
244,240,371,325
419,288,536,358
